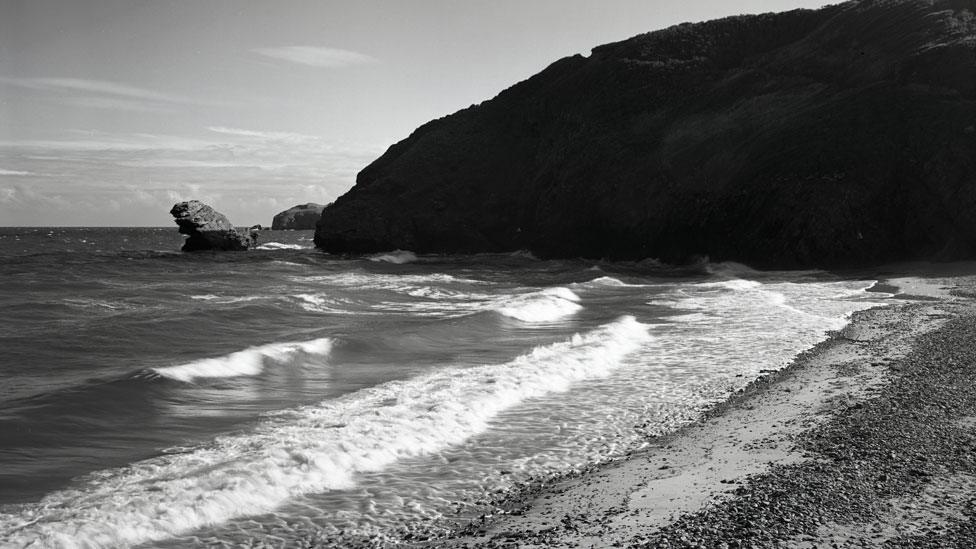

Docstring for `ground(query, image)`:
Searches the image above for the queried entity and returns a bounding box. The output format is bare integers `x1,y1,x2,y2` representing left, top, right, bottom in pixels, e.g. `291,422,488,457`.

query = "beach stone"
170,200,258,251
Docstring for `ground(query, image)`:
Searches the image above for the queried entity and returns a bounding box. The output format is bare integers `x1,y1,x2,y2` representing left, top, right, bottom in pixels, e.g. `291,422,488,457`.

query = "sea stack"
271,203,325,230
315,0,976,268
170,200,259,251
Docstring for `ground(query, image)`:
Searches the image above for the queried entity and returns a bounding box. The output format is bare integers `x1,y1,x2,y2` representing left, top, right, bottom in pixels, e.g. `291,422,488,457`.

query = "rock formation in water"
170,200,258,251
315,0,976,268
272,203,325,230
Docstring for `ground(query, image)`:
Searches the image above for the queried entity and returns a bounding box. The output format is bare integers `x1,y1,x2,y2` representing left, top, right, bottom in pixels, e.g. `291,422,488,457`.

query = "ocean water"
0,227,891,548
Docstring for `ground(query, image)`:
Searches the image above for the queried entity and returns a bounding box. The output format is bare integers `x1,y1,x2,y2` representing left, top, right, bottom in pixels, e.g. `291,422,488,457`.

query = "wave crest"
495,287,582,322
0,317,649,548
367,250,418,264
256,242,308,251
151,338,333,383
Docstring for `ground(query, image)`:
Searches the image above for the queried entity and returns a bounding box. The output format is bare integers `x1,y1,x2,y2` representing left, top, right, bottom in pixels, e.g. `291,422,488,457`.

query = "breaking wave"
150,338,334,383
494,287,583,322
367,250,418,264
0,317,649,548
256,242,308,251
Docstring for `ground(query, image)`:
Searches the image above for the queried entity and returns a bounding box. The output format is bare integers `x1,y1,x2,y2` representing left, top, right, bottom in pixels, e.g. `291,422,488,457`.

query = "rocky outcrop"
170,200,258,251
271,203,325,230
315,0,976,269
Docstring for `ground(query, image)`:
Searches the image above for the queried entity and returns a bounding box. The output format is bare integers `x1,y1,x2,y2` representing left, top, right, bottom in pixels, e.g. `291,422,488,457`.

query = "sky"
0,0,831,226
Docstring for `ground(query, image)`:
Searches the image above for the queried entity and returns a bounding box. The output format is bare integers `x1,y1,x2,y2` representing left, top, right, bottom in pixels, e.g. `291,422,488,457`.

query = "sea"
0,227,892,548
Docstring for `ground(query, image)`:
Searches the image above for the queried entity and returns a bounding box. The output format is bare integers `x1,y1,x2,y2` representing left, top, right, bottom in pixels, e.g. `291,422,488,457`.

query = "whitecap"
574,276,650,288
701,278,763,291
0,317,649,548
296,272,473,289
367,250,418,264
495,287,583,322
151,338,333,383
188,295,267,305
292,293,373,315
62,298,130,311
256,242,309,251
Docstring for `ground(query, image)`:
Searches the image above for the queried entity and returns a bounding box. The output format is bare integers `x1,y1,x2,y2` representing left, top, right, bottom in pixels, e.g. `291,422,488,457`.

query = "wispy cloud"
0,76,204,113
0,168,38,176
206,126,323,144
0,131,221,152
61,96,174,113
253,46,378,68
0,127,387,224
0,77,190,102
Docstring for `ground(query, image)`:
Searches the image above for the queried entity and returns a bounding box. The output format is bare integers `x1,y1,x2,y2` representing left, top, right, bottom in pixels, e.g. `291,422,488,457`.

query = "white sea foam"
574,276,650,288
367,250,418,264
588,276,628,286
705,279,762,291
62,298,130,310
189,294,267,304
495,287,583,322
291,272,498,317
659,278,886,333
296,272,478,290
256,242,308,251
151,338,333,383
292,293,377,315
0,317,649,548
293,291,494,318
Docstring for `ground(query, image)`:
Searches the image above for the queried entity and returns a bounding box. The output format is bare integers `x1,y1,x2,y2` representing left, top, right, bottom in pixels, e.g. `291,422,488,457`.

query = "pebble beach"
433,266,976,548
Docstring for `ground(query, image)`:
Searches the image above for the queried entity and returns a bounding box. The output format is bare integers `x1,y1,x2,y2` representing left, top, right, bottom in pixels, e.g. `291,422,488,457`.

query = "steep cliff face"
315,0,976,268
272,203,325,230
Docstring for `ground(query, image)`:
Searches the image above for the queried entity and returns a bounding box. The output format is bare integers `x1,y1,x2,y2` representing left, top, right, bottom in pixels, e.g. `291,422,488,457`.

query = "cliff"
272,203,325,230
315,0,976,268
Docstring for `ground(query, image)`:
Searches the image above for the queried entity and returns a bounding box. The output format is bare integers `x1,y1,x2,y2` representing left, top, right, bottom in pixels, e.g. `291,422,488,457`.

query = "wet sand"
431,267,976,548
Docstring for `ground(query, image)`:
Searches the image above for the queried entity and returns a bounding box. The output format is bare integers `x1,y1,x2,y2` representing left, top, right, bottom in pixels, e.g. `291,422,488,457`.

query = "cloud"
0,168,38,176
0,76,211,113
0,183,71,209
207,126,322,144
0,127,388,225
0,132,221,151
115,159,273,169
0,77,191,103
61,96,175,113
253,46,378,68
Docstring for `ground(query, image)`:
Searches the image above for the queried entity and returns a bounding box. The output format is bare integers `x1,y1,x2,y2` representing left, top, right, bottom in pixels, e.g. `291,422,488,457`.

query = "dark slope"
315,0,976,268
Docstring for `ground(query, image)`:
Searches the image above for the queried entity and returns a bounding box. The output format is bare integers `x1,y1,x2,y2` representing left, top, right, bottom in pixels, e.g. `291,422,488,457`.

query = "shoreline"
426,268,976,548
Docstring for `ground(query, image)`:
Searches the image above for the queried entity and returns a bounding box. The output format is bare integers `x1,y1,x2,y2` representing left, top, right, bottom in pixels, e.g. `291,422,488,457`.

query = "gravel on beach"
642,304,976,548
430,281,976,549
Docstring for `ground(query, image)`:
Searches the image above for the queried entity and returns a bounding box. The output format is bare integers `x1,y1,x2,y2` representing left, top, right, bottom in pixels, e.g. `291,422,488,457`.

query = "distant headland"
272,203,325,230
314,0,976,268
